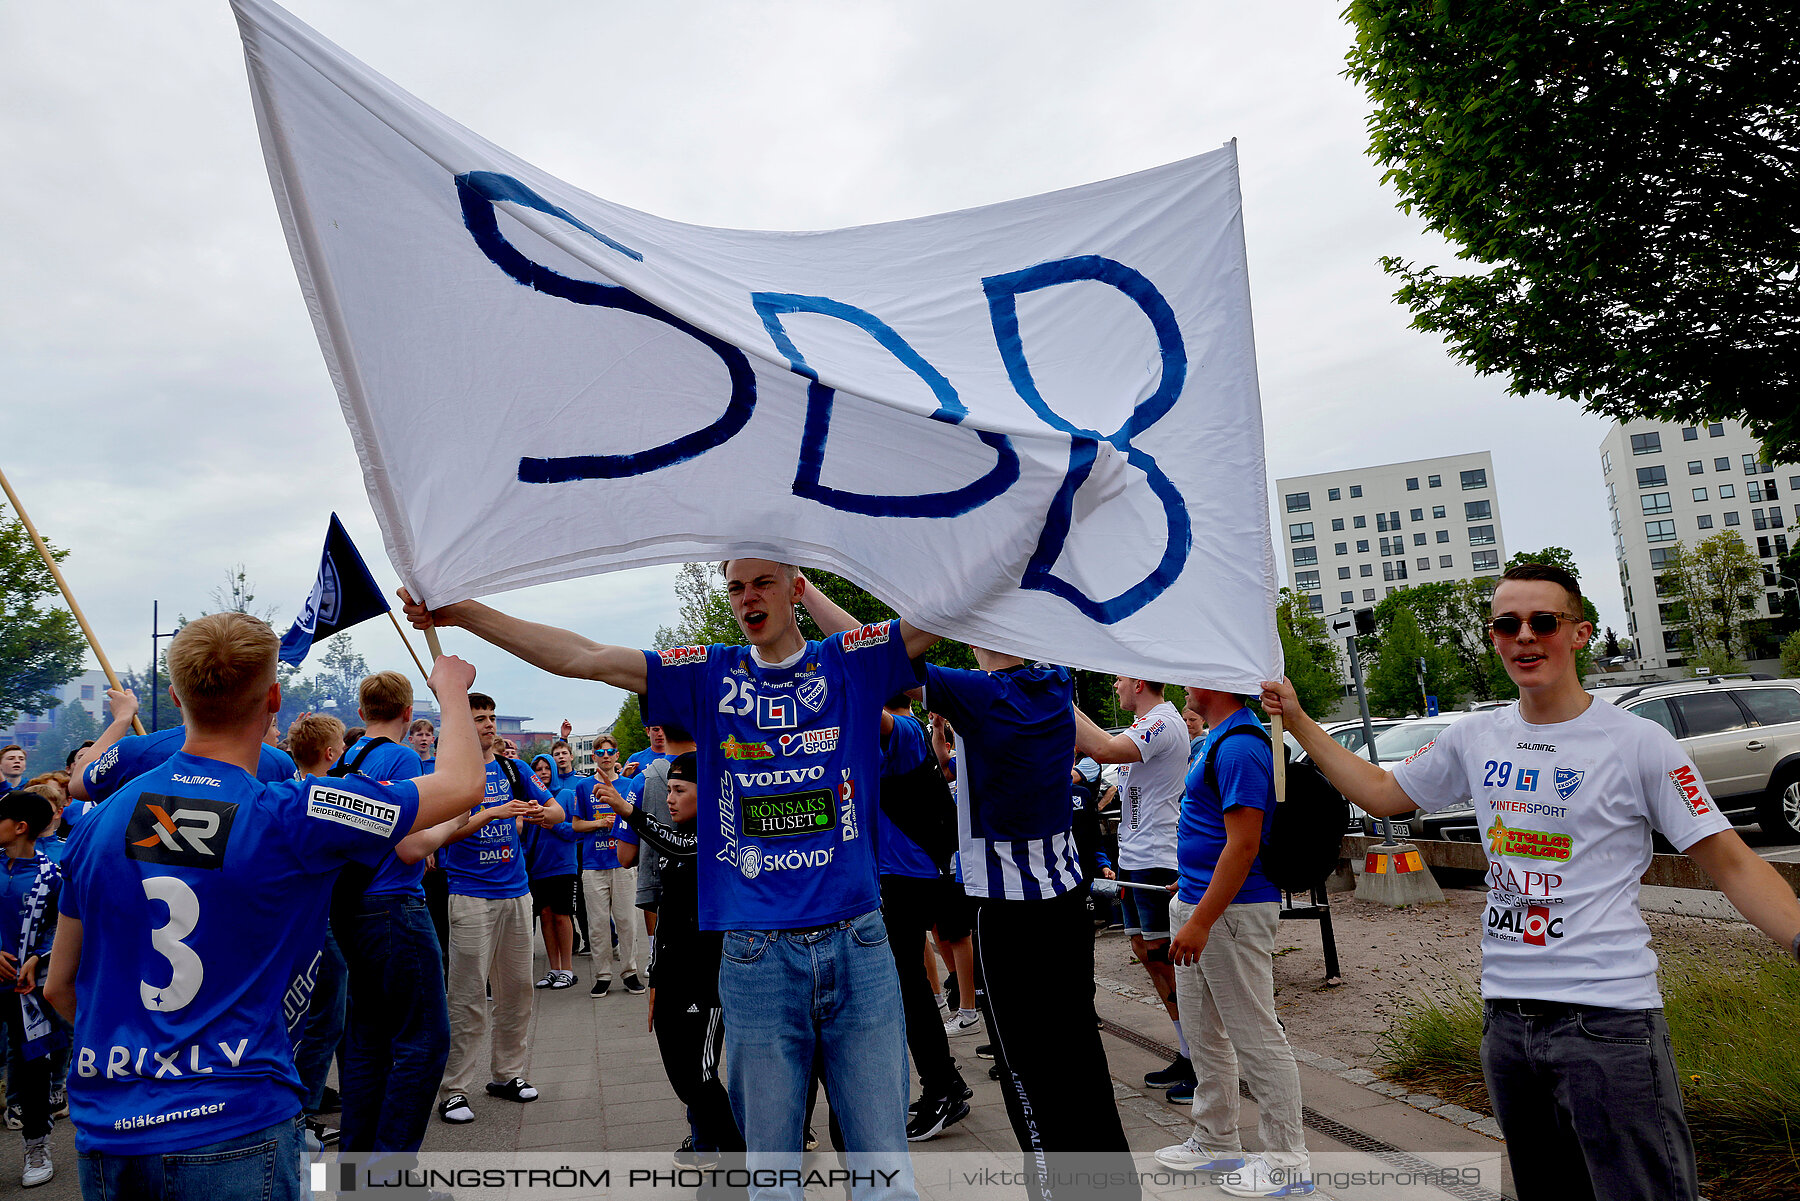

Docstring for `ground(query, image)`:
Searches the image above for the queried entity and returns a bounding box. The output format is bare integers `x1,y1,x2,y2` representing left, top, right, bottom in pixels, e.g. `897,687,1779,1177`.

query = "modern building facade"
1601,417,1795,669
0,669,113,752
1275,452,1508,614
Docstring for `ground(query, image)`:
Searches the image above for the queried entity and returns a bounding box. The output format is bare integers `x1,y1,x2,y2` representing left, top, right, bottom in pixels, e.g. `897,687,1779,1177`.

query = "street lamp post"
148,601,180,732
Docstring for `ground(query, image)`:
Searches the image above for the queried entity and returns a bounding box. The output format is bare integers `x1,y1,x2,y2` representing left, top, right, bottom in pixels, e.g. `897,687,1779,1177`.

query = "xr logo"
132,807,223,856
125,794,237,870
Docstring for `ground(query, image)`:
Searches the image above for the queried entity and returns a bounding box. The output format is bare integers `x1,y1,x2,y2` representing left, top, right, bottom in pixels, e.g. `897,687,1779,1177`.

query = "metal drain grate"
1098,1018,1507,1201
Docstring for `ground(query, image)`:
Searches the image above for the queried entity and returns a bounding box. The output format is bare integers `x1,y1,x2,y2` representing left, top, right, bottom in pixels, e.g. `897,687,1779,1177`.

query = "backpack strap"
327,735,395,778
495,754,533,802
1201,723,1273,801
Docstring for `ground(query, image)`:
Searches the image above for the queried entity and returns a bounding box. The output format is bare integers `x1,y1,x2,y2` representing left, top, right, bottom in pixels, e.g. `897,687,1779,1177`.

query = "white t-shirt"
1116,701,1188,872
1392,698,1731,1009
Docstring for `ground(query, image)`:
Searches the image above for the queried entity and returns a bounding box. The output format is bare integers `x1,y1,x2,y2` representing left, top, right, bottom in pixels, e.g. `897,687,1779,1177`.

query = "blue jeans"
79,1115,304,1201
295,930,346,1113
717,910,914,1201
340,895,450,1154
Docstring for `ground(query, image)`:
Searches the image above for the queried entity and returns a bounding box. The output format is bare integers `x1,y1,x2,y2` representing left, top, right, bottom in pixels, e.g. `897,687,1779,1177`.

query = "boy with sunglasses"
1263,562,1800,1201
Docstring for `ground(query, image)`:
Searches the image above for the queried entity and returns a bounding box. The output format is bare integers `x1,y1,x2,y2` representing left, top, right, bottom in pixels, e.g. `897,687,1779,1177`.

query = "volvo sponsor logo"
734,766,826,788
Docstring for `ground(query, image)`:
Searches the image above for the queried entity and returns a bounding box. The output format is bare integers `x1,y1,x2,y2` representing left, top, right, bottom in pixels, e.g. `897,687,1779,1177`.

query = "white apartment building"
1601,417,1795,669
0,669,113,751
1275,452,1508,615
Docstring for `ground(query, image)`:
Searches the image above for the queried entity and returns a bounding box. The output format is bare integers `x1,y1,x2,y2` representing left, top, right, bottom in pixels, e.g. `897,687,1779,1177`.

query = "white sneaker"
934,992,950,1016
943,1010,982,1037
1217,1155,1314,1197
21,1137,51,1188
1153,1136,1246,1172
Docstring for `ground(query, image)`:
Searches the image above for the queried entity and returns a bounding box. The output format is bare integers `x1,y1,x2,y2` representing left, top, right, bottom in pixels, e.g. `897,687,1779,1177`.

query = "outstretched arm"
69,688,141,802
1072,705,1144,765
399,589,648,694
1685,831,1800,957
1260,677,1416,818
798,577,940,661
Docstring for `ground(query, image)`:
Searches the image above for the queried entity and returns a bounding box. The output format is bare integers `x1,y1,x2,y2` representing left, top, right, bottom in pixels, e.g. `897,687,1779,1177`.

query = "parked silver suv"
1603,678,1800,841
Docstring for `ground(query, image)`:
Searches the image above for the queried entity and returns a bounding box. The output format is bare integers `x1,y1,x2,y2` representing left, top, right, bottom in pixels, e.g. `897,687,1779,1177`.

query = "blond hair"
358,670,414,723
167,612,280,729
288,713,346,774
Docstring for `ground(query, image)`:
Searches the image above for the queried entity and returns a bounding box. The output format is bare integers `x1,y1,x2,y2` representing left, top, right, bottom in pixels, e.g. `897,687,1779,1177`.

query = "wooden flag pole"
1271,713,1286,803
422,626,445,663
0,464,145,735
387,611,430,683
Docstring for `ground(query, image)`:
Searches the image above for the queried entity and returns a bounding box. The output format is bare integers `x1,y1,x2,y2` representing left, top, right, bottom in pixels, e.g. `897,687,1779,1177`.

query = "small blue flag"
280,514,390,666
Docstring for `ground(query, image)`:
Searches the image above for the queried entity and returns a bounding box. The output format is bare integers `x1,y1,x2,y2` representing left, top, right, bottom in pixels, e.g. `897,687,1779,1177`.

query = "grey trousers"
1481,1002,1699,1201
1168,898,1308,1169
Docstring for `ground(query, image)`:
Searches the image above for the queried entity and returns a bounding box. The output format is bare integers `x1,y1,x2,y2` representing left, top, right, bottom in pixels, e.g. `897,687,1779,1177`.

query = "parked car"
1354,714,1473,839
1601,677,1800,841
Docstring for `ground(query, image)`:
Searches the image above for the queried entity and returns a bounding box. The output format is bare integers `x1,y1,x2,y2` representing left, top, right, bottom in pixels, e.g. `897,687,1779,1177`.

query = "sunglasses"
597,747,618,755
1488,612,1579,637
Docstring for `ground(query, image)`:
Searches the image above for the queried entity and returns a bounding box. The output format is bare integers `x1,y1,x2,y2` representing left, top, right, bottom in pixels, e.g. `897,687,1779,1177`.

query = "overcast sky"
1,1,1625,733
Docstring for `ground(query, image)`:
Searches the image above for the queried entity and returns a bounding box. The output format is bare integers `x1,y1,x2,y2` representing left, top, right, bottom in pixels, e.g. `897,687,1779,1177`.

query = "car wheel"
1757,770,1800,842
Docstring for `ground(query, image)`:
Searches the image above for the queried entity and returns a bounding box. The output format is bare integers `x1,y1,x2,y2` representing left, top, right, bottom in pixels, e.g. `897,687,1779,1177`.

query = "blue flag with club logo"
280,514,390,666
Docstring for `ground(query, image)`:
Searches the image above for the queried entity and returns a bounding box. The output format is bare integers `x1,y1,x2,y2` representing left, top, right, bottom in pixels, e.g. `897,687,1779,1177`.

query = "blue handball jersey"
439,759,551,899
335,738,427,898
58,752,419,1155
573,776,640,871
83,728,297,803
644,621,920,931
877,714,939,880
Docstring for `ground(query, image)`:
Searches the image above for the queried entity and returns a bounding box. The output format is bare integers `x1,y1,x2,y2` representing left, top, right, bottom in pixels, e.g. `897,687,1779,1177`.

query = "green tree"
1661,534,1764,670
653,562,743,650
309,635,371,718
27,699,102,775
1277,589,1347,717
1372,580,1508,701
1781,630,1800,678
1367,608,1464,717
1345,2,1800,462
0,501,86,728
611,693,649,759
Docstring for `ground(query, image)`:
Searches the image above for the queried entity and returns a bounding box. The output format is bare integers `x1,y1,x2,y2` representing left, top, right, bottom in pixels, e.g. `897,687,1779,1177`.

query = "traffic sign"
1328,611,1356,637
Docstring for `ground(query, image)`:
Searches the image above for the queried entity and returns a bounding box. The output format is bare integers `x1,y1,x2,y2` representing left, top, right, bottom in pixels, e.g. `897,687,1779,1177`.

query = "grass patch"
1375,957,1800,1200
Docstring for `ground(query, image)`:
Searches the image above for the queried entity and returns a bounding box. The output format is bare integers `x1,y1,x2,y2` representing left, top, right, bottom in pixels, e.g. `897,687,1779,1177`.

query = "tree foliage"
1367,607,1465,716
1277,589,1347,717
26,699,102,776
0,501,86,729
1659,533,1764,669
1345,1,1800,461
1781,630,1800,679
610,693,650,760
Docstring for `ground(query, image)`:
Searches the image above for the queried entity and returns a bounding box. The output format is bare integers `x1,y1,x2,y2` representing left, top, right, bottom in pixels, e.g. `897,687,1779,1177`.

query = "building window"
81,685,95,701
1696,515,1713,530
1465,500,1492,521
1293,547,1318,566
1418,558,1431,571
1341,591,1355,605
1289,522,1314,542
1436,530,1449,543
1720,483,1736,499
1407,478,1420,490
1284,492,1310,513
1363,589,1377,602
1378,536,1393,556
1716,457,1731,471
1429,474,1442,487
1382,562,1394,582
1356,539,1369,553
1413,532,1427,546
1646,520,1677,542
1461,468,1488,489
1376,513,1390,532
1349,485,1363,498
1472,550,1500,572
1773,506,1785,527
1693,488,1707,502
1791,476,1800,492
1410,508,1423,522
1395,560,1408,580
1309,595,1324,613
1650,547,1674,568
1331,518,1344,531
1724,511,1741,526
1754,509,1768,531
1682,426,1698,441
1469,525,1496,545
1778,534,1791,556
1431,505,1446,520
1744,454,1763,475
1750,481,1764,502
1338,567,1352,579
1439,555,1454,568
1759,536,1773,557
1327,488,1341,501
1709,423,1725,437
1353,515,1366,529
1768,481,1780,499
1335,542,1348,555
1630,432,1661,455
1360,564,1373,577
1688,460,1704,475
1295,571,1320,590
1640,493,1671,515
1635,466,1666,488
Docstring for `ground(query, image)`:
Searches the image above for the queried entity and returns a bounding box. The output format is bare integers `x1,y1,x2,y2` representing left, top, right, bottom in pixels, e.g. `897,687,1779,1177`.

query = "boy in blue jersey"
402,560,938,1201
0,788,60,1186
42,611,486,1201
1152,689,1311,1196
0,748,25,796
621,725,669,779
433,694,561,1125
526,754,582,989
569,733,644,998
327,672,463,1156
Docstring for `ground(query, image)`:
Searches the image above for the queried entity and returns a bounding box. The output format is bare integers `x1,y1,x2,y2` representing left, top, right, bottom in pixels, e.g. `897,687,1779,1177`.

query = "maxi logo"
456,173,1191,625
1514,768,1539,793
740,789,836,840
1668,765,1712,817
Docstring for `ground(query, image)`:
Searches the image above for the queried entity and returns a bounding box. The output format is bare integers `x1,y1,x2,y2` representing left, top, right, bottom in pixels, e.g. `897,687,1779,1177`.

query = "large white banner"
234,0,1281,690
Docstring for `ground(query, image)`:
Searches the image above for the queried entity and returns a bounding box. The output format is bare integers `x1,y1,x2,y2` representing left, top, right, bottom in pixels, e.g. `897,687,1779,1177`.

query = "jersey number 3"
141,877,203,1012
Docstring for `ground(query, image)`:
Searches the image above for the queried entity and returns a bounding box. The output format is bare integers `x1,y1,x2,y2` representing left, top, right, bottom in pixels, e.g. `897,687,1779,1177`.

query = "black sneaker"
974,1043,995,1061
305,1116,341,1148
906,1093,970,1142
439,1093,474,1124
591,977,611,998
623,973,647,995
1145,1055,1195,1090
317,1085,341,1113
485,1077,539,1103
987,1064,1003,1081
672,1135,699,1168
940,971,958,1012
